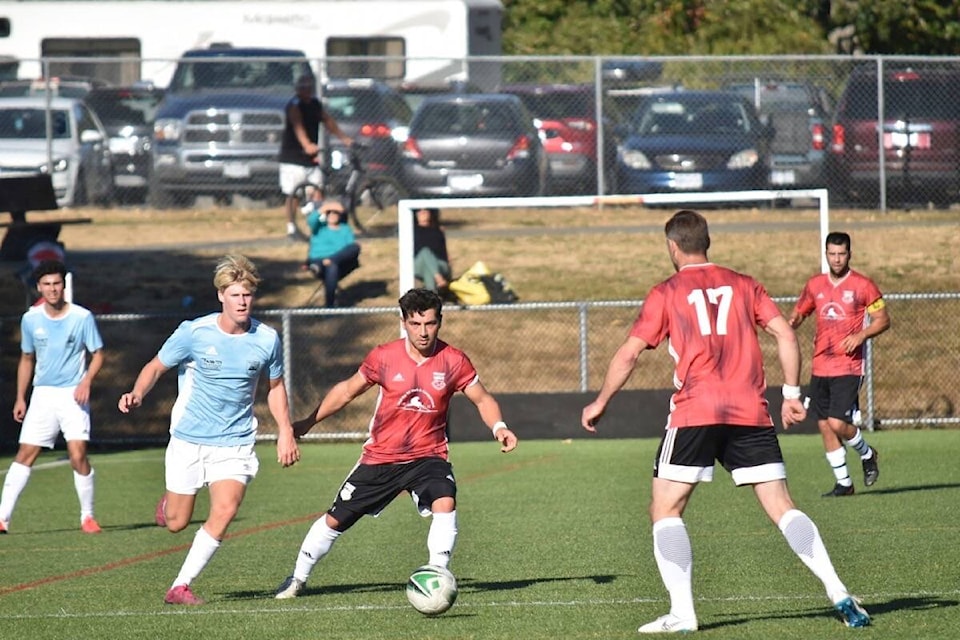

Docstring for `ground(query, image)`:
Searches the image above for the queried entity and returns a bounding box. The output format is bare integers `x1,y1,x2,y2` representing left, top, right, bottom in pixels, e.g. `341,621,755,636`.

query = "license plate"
448,173,484,191
115,175,147,187
671,173,702,190
770,169,796,185
223,162,251,178
884,131,931,150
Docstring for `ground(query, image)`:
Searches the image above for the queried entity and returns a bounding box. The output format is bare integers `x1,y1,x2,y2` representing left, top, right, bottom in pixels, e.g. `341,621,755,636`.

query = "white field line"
0,454,164,476
2,589,958,621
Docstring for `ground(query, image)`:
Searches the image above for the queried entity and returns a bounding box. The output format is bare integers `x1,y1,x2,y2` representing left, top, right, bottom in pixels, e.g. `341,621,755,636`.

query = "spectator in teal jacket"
305,200,360,307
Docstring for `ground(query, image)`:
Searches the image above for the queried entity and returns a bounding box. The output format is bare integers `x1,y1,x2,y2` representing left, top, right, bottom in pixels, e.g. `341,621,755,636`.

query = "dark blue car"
615,90,771,195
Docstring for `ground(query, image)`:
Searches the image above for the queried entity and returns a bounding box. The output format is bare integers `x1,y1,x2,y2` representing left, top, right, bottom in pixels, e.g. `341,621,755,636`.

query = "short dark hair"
825,231,851,251
399,288,443,320
664,209,710,254
32,259,67,282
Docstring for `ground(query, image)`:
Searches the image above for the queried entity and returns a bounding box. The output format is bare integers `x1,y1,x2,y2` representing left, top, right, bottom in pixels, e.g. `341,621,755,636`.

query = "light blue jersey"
20,304,104,388
158,313,284,446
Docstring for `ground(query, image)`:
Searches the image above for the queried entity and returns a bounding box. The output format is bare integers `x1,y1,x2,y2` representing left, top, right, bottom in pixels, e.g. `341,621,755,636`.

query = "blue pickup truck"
150,45,313,207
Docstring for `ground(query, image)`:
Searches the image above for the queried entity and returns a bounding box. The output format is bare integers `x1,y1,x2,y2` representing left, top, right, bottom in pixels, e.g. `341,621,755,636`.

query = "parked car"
400,93,549,197
85,85,165,202
725,79,833,189
0,96,113,206
0,76,109,99
321,78,412,180
828,66,960,206
397,79,476,114
499,83,617,194
614,90,771,195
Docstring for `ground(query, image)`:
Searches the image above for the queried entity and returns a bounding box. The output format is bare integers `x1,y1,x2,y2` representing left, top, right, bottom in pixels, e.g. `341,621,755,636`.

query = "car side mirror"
80,129,103,143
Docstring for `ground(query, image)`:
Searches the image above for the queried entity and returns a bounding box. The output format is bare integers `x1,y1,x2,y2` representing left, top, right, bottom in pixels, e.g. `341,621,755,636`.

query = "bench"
0,174,91,261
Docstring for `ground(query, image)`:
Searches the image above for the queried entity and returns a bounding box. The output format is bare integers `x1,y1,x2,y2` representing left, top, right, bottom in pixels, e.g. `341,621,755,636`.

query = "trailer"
0,0,502,89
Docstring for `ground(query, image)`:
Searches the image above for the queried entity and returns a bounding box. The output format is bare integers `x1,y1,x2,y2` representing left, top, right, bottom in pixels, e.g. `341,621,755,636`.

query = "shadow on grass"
857,482,960,496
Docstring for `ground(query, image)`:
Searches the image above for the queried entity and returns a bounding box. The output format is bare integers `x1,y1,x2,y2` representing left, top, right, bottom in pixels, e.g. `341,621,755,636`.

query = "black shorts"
327,457,456,530
808,375,861,422
653,425,786,486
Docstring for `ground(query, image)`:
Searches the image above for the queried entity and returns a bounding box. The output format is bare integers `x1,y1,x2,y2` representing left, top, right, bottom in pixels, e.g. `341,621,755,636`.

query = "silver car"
0,96,113,206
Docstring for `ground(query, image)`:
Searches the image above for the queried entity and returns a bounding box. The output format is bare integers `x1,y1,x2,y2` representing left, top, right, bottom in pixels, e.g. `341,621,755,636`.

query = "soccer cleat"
862,448,880,487
821,482,855,497
155,495,167,527
834,595,871,627
274,575,305,599
81,516,102,534
165,584,205,606
0,519,7,534
637,613,698,634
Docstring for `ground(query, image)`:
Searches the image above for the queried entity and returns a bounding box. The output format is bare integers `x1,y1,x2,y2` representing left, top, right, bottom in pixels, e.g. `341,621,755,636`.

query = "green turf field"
1,431,958,639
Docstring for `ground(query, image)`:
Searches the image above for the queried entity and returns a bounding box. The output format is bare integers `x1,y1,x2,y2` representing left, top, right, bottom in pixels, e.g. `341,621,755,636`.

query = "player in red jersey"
273,288,518,599
789,231,890,497
581,211,870,632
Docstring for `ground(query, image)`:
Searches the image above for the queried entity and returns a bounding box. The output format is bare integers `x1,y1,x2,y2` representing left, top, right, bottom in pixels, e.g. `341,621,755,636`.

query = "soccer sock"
293,518,342,582
427,510,458,568
778,509,848,602
0,462,31,523
825,447,852,486
73,468,96,521
844,429,872,458
286,221,297,234
652,517,696,620
172,526,221,588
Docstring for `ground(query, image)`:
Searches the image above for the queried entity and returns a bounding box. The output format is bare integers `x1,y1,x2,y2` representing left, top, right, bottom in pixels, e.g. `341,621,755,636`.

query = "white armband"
492,421,508,438
782,384,802,400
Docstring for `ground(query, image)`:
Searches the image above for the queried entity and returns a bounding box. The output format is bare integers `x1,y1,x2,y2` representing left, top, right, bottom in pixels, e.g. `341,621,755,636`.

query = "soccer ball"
405,565,458,616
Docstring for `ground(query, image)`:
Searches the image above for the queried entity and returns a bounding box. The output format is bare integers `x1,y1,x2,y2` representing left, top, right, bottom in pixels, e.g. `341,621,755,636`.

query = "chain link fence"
3,54,960,210
2,293,957,447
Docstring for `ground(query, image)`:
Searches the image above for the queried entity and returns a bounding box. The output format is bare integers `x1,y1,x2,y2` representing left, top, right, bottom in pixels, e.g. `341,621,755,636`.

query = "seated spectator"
413,207,452,293
305,200,360,307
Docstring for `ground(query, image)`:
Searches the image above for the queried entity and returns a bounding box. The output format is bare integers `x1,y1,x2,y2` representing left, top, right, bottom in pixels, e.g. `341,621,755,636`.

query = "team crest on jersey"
820,302,846,320
842,290,855,305
398,389,438,414
431,372,446,390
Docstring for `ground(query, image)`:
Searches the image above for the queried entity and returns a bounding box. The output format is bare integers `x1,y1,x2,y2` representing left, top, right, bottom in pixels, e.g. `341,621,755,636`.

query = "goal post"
397,188,831,293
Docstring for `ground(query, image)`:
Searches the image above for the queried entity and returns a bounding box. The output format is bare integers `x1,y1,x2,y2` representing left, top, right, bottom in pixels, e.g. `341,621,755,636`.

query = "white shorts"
165,436,260,495
279,163,323,196
19,386,91,448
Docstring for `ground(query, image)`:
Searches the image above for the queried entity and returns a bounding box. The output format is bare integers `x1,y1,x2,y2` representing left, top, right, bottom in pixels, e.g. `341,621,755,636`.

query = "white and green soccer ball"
405,565,458,616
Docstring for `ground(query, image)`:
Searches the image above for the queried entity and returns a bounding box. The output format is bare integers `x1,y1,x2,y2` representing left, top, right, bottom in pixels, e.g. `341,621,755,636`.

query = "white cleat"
638,613,698,634
274,576,305,599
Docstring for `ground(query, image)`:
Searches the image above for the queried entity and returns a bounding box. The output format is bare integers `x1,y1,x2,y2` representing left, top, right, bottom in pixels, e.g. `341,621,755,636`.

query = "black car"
85,85,165,202
321,78,412,180
400,93,549,198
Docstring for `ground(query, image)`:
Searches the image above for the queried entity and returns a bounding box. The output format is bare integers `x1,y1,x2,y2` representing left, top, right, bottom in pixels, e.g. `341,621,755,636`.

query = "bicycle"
292,142,406,235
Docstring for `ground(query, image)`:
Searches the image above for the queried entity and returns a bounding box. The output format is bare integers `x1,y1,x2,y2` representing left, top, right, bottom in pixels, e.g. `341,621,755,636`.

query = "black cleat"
862,448,879,487
822,482,855,497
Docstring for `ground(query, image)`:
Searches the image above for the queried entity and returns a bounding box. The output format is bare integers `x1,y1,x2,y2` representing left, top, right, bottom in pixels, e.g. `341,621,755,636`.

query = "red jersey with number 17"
630,263,782,429
357,338,479,464
794,269,883,377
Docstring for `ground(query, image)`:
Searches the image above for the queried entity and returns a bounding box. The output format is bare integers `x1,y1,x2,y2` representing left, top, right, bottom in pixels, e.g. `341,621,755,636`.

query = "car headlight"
619,148,651,170
40,158,70,173
154,118,183,142
727,149,759,169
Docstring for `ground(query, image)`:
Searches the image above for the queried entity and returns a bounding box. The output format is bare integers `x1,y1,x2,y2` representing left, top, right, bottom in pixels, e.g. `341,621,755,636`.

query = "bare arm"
763,315,807,429
266,376,300,467
787,304,806,329
462,380,517,453
581,335,648,433
293,370,373,437
73,348,103,406
118,356,170,413
321,111,353,146
841,303,891,354
13,352,35,422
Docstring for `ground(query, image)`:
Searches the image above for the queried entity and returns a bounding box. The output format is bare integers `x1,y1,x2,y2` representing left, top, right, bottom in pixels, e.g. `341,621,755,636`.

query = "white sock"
73,468,96,521
652,517,696,620
293,518,342,582
778,509,848,601
844,429,871,458
0,462,32,523
427,511,458,568
172,526,221,588
825,448,851,485
286,221,297,234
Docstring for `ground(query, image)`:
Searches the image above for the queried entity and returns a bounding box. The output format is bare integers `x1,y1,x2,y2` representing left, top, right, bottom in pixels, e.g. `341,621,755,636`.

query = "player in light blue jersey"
1,260,104,535
119,255,301,606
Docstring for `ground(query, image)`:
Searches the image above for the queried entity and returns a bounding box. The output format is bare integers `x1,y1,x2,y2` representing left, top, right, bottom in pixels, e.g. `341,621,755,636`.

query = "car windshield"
634,99,752,135
727,85,814,113
0,108,70,139
323,91,384,121
512,92,593,119
415,102,519,135
843,79,960,120
168,59,302,92
86,91,163,127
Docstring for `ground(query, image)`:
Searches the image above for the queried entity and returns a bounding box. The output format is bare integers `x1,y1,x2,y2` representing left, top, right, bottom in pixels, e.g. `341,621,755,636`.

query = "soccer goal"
396,188,831,292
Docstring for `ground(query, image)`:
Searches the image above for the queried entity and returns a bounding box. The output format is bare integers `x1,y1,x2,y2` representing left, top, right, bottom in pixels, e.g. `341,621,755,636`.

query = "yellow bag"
448,261,518,306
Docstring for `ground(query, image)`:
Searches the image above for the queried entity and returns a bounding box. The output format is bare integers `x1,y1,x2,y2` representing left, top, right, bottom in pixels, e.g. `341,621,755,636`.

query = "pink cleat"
155,495,167,527
0,519,8,534
164,584,205,605
81,516,102,534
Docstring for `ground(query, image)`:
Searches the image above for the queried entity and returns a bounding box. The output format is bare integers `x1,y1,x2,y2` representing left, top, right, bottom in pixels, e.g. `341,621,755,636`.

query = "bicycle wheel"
350,175,407,234
291,180,324,208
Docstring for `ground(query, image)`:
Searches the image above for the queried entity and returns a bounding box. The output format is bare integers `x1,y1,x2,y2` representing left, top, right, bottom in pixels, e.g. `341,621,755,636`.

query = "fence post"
863,337,876,431
282,310,294,417
579,302,589,392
